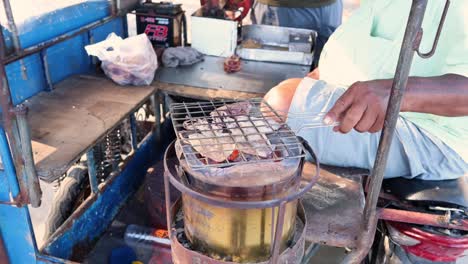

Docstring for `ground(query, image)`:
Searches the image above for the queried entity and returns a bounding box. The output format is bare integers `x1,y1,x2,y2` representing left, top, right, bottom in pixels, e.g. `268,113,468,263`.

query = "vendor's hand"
324,80,393,133
307,68,320,80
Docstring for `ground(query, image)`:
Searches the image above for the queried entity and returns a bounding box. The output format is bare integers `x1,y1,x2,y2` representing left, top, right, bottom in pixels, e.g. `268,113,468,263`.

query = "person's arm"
324,74,468,133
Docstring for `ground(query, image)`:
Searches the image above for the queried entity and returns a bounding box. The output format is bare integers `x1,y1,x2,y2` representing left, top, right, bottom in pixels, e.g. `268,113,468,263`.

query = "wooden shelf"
25,75,156,182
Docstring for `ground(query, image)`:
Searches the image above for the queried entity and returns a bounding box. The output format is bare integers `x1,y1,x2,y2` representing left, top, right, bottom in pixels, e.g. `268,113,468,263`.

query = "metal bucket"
182,179,301,262
170,199,308,264
164,138,319,263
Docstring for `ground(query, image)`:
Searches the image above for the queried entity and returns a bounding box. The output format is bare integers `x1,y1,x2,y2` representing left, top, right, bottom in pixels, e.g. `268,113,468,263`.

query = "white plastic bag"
85,33,158,86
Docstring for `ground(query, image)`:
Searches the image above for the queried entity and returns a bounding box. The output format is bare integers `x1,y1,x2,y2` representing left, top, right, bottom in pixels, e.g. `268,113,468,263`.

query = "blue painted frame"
0,4,159,263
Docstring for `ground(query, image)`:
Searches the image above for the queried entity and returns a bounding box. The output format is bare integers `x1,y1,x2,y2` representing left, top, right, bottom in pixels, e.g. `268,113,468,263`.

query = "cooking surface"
155,55,310,95
171,99,304,171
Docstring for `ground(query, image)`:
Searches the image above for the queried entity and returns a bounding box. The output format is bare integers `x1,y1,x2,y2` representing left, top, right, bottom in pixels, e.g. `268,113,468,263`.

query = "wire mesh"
170,98,305,169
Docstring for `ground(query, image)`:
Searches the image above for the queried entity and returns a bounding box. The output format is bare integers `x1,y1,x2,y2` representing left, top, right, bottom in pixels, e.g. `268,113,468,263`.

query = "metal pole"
0,15,30,205
341,1,429,263
151,93,161,142
129,114,138,150
2,0,20,54
14,105,42,207
164,170,173,238
270,202,287,263
86,149,99,194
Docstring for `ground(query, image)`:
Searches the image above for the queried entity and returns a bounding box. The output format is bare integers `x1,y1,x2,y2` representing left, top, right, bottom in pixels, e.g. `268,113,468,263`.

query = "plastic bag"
85,33,158,86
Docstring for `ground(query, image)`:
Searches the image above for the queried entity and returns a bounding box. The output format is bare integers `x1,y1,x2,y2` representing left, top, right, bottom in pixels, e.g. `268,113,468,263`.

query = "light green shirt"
319,0,468,162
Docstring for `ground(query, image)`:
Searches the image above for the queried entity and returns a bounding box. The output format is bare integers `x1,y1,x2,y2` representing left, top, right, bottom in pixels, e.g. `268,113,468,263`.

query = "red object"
224,55,241,73
388,221,468,262
200,0,251,21
227,149,240,161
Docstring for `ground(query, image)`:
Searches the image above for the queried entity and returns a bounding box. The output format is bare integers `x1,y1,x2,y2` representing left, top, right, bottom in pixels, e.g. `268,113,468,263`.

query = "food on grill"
179,102,282,164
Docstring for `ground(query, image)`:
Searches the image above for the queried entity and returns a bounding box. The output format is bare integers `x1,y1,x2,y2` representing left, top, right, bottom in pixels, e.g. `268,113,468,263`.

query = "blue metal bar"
86,149,99,194
129,114,138,150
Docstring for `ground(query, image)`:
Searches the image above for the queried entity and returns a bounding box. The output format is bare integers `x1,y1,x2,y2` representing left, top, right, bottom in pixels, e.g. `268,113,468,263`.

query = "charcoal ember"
223,55,241,73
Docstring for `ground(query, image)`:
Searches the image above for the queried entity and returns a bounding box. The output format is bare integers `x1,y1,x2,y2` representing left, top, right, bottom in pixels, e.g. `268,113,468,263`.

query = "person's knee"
264,78,302,114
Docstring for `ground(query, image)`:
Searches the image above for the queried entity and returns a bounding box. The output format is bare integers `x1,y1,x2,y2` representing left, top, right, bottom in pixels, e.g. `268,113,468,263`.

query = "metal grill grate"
170,98,304,169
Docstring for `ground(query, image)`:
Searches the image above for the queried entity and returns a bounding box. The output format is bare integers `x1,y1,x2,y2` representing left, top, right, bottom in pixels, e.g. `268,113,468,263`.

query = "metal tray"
236,24,317,65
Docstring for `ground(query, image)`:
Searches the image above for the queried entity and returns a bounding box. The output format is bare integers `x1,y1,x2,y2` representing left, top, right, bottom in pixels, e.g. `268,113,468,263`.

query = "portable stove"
163,99,320,263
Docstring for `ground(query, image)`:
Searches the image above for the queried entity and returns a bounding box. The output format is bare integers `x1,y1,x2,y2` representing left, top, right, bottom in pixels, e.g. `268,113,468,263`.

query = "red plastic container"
388,221,468,262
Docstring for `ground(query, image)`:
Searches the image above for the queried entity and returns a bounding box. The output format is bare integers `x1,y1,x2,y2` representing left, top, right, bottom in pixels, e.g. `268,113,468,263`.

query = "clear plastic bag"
85,33,158,86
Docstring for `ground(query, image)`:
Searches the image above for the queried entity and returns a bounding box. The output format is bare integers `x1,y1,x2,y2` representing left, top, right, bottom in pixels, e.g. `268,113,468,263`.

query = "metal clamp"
415,0,450,59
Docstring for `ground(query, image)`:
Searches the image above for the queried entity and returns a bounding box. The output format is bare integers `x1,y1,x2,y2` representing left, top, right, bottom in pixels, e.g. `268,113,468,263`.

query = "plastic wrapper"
85,33,158,86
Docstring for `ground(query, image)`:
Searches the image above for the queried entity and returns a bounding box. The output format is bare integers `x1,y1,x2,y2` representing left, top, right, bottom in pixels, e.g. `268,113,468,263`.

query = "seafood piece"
186,133,236,163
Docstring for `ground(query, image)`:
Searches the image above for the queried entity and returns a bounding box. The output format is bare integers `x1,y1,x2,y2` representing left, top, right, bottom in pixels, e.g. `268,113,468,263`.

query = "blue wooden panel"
91,17,125,43
46,34,92,84
3,1,110,53
0,205,37,264
4,17,125,106
6,54,47,106
44,135,159,260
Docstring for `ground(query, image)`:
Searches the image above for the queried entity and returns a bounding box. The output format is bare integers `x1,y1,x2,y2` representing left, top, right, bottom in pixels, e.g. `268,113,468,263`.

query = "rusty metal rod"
0,20,29,205
378,208,468,231
164,170,173,239
14,104,42,207
2,0,20,53
342,1,429,263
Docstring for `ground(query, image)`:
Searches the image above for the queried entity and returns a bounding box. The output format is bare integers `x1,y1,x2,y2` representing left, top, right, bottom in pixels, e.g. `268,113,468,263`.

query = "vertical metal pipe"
129,114,138,150
86,149,99,194
0,127,20,197
341,1,429,263
2,0,20,54
164,171,173,238
270,202,287,263
150,93,161,142
86,31,97,67
14,105,42,207
40,50,53,91
0,17,29,205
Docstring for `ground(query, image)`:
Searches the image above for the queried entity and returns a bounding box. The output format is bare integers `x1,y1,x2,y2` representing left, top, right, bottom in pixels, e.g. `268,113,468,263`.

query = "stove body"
163,99,320,263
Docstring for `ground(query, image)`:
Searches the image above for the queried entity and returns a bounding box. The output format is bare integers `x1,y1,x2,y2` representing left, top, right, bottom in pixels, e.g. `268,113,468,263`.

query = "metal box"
236,24,317,65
